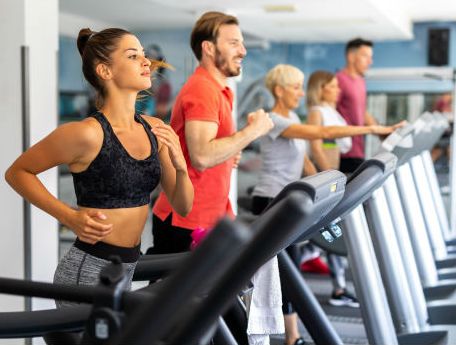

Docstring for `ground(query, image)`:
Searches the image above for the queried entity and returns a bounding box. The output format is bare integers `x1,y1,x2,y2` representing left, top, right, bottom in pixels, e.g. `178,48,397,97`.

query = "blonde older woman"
251,64,396,345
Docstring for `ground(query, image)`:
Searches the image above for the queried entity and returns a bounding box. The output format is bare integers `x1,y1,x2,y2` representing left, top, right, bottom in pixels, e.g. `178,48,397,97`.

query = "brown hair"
190,11,239,61
77,28,168,108
306,70,336,108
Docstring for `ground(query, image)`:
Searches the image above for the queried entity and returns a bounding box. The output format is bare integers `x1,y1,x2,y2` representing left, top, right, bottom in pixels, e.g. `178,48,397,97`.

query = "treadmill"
0,170,346,345
380,113,456,301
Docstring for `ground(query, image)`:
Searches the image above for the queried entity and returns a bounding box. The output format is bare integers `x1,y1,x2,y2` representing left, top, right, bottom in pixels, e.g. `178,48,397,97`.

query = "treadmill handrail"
0,171,346,343
0,306,90,338
145,173,346,345
114,193,317,345
295,153,397,243
0,218,250,340
0,278,111,305
133,253,189,281
347,152,396,183
265,170,346,212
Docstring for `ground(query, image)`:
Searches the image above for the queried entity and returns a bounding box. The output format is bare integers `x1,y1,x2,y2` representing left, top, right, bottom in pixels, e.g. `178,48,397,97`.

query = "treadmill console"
302,170,346,203
381,123,414,151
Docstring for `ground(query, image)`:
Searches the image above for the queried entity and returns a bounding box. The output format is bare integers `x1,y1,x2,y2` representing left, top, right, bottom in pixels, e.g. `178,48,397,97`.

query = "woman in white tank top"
307,70,352,170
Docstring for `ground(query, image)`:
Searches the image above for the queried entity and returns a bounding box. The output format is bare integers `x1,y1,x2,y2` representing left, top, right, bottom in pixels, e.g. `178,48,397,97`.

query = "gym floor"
271,272,366,345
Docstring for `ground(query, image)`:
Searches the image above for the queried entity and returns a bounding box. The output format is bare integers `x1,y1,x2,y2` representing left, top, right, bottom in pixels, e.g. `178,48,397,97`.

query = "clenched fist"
247,109,274,138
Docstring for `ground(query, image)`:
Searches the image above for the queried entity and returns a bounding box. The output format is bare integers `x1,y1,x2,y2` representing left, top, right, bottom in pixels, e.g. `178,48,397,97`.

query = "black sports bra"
72,111,161,208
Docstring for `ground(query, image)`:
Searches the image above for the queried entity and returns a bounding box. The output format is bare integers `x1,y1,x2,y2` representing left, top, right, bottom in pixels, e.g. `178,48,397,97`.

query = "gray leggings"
53,245,137,308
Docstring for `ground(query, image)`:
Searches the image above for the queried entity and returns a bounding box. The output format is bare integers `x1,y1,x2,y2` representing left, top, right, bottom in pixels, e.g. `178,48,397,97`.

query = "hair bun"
77,28,94,56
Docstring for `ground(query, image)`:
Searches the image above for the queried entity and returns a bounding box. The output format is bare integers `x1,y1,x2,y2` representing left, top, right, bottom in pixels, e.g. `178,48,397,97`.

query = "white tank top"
311,105,352,154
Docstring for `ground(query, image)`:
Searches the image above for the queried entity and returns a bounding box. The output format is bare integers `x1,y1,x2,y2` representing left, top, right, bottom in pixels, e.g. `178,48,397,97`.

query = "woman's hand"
153,122,194,217
65,209,113,244
392,120,408,129
370,120,407,136
370,125,395,135
152,124,188,173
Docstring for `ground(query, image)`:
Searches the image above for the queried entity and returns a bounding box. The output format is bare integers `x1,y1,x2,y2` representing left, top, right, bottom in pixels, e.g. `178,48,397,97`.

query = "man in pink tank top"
336,38,378,173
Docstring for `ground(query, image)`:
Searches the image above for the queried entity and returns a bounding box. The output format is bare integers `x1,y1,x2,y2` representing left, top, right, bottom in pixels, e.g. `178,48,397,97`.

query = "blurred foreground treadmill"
0,170,346,345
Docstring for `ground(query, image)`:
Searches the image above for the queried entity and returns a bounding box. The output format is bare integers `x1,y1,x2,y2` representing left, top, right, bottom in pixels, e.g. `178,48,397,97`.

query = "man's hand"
233,151,242,168
247,109,274,138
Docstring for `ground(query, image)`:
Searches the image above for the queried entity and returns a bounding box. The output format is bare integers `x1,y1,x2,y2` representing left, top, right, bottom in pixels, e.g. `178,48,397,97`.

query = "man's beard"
214,47,241,77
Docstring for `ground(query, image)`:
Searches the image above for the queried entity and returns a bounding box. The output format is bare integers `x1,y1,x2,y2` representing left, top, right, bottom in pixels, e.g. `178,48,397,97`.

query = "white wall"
25,0,59,312
0,0,27,319
1,1,58,344
59,12,120,38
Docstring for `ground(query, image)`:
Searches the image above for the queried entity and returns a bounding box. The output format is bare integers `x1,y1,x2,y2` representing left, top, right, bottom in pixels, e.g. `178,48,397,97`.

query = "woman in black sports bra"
5,28,193,306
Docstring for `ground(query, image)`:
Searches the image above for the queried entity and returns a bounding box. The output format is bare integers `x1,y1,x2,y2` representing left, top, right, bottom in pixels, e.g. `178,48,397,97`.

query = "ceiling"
59,0,456,42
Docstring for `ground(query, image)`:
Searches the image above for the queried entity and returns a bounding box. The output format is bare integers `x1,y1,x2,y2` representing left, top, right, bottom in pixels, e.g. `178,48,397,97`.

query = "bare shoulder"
307,108,323,124
141,115,165,127
56,117,103,149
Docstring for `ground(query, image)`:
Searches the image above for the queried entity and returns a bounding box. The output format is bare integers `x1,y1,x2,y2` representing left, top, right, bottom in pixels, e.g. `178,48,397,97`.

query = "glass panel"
385,93,409,124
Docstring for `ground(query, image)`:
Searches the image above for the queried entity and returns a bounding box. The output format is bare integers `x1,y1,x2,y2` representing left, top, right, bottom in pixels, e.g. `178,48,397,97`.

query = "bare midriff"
78,204,149,248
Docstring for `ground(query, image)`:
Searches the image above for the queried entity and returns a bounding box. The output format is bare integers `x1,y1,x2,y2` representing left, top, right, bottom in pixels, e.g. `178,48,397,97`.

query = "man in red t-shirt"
150,11,274,254
336,38,378,173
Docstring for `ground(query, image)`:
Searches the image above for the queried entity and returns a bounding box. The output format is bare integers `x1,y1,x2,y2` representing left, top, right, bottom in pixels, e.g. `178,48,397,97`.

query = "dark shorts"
251,196,273,215
148,214,192,254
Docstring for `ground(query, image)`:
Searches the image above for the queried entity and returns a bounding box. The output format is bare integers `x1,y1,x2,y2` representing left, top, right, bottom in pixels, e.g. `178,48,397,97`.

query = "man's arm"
185,109,273,171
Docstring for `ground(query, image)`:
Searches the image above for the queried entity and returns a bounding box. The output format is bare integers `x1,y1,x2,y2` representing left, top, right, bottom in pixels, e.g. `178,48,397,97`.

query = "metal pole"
382,175,429,329
409,156,448,260
343,205,398,345
21,45,31,314
363,188,420,334
421,150,452,241
213,317,239,345
395,164,439,287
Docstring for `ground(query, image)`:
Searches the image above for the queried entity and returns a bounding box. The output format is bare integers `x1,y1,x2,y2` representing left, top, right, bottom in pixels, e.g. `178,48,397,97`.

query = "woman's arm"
280,120,394,140
4,121,113,244
307,109,333,171
150,119,194,217
303,154,318,176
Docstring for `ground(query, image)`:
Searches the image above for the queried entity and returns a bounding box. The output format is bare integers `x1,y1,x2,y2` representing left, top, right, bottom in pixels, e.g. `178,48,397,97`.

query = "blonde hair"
265,64,304,99
306,70,336,108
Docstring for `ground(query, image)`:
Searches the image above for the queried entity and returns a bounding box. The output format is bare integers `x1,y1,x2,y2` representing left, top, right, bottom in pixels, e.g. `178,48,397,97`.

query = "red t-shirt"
153,66,235,230
336,70,367,159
